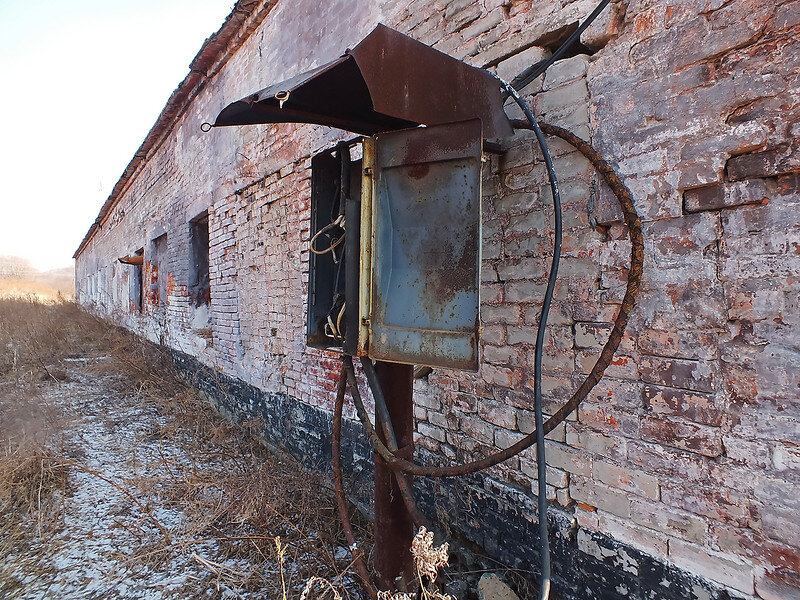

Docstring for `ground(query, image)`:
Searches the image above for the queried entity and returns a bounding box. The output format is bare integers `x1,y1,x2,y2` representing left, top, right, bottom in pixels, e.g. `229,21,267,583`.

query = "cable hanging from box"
319,145,354,341
309,214,346,256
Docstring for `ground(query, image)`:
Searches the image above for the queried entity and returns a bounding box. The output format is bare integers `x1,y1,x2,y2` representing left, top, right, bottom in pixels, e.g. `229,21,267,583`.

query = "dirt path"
0,304,361,600
3,361,222,599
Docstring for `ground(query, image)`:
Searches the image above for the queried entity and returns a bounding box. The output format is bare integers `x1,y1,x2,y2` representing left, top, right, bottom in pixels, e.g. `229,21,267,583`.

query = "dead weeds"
0,297,367,599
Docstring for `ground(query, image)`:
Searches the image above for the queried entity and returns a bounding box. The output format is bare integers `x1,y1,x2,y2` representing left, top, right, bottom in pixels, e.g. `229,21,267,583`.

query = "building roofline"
74,0,277,259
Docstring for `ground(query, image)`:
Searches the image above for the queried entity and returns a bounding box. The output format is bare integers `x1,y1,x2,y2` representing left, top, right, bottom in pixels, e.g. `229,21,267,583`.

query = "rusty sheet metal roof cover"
367,119,483,370
118,255,144,266
214,24,513,138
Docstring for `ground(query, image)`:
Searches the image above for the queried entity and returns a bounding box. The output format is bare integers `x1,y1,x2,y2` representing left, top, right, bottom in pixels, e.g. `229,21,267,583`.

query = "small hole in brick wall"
508,21,596,89
540,22,595,57
271,327,278,336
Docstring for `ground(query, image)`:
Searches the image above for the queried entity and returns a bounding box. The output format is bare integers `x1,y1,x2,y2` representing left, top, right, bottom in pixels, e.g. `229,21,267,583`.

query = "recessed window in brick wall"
189,212,210,307
132,248,144,312
150,234,168,306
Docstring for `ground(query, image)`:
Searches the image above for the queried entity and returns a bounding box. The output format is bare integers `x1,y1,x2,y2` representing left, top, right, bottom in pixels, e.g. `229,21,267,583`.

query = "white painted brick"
630,499,708,544
570,474,632,518
669,539,755,595
597,511,669,559
593,460,660,501
543,54,590,90
494,45,551,83
417,422,447,442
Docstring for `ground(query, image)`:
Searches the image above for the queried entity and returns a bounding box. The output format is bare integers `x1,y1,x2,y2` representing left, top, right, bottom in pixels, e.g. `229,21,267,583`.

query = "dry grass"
0,297,369,599
0,299,98,525
129,382,361,595
0,278,71,301
0,440,70,545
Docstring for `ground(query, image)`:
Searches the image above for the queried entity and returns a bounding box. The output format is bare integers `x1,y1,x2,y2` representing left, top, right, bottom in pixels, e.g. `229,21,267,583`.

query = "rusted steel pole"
373,361,415,589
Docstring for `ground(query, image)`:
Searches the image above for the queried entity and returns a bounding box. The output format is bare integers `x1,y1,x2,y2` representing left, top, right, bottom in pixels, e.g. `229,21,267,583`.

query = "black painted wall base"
170,349,741,600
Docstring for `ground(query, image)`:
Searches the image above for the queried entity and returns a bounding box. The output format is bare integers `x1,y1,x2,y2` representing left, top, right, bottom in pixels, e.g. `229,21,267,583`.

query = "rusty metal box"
308,120,483,370
362,119,483,370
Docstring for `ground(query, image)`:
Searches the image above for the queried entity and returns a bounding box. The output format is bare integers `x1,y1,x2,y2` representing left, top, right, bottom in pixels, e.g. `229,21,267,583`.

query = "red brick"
726,144,800,181
641,416,723,458
684,179,770,213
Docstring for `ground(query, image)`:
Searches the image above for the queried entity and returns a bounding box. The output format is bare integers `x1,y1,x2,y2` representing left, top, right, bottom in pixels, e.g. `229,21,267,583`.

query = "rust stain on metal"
372,362,416,589
367,119,483,370
348,25,512,138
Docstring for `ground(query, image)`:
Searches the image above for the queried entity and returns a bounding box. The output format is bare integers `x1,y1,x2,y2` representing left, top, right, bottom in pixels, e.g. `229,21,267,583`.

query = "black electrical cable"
496,75,561,600
354,73,563,600
509,0,612,93
334,120,644,596
356,356,429,529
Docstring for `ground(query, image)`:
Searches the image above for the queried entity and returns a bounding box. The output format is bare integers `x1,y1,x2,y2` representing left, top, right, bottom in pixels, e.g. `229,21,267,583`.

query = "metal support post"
373,361,415,589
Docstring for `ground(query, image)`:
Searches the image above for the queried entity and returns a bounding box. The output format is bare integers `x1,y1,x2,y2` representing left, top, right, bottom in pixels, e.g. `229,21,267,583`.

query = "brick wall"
75,1,800,598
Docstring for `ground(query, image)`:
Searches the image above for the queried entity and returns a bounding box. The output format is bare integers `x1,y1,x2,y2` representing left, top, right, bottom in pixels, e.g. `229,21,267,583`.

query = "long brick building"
74,1,800,599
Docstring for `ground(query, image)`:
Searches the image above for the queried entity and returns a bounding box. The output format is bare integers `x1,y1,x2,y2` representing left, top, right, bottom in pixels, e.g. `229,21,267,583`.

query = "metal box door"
367,119,482,370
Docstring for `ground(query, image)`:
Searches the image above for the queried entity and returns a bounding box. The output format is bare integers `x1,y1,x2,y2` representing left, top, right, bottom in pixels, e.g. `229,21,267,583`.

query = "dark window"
189,212,210,307
150,234,168,306
133,248,144,311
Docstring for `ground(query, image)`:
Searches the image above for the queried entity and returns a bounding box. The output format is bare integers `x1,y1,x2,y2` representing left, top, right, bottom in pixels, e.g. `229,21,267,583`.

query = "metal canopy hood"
118,255,144,266
213,24,514,138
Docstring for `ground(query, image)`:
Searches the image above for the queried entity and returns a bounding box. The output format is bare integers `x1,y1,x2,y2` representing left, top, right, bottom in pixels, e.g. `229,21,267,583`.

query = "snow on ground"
0,357,360,600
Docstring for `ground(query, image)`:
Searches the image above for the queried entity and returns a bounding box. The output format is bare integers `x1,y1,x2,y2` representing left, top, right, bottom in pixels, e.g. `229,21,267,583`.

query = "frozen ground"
0,356,359,600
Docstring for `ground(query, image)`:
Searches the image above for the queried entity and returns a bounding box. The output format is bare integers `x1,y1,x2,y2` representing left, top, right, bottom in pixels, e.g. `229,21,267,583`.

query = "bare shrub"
0,440,68,522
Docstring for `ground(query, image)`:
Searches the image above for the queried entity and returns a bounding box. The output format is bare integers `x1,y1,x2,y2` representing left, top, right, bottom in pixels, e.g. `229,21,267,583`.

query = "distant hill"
33,266,74,295
0,256,74,299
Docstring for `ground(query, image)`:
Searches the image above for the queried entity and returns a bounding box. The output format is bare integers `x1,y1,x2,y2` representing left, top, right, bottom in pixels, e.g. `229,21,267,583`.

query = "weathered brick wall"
76,1,800,598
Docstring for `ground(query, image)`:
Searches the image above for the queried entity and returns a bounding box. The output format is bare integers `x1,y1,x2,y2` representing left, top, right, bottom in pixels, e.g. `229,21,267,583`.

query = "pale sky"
0,0,236,271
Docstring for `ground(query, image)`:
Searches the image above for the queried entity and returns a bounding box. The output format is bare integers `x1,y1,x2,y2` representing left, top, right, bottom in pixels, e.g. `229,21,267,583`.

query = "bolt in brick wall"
75,1,800,598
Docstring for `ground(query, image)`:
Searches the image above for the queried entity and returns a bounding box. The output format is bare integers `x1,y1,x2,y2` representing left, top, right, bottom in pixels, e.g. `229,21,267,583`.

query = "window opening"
150,234,168,306
189,212,210,307
133,248,144,311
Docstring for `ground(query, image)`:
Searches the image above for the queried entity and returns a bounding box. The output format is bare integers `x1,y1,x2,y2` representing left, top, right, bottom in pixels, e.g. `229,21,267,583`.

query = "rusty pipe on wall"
118,255,144,266
332,364,379,600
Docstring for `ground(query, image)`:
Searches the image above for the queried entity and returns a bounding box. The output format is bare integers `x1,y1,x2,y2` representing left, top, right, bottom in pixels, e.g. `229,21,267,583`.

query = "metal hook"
274,90,290,109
